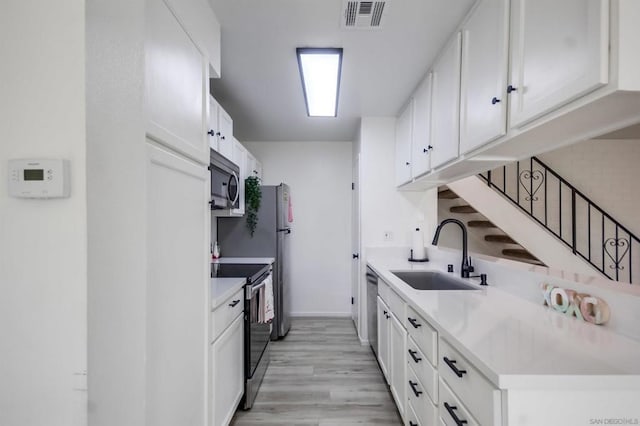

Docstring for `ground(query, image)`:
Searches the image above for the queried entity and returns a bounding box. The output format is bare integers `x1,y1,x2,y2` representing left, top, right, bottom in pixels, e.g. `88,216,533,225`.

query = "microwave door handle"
228,171,239,205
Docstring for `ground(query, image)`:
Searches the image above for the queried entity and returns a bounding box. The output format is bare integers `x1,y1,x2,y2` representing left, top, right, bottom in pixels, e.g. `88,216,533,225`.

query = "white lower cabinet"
377,296,390,381
210,294,244,426
439,378,479,426
407,366,438,426
389,313,407,418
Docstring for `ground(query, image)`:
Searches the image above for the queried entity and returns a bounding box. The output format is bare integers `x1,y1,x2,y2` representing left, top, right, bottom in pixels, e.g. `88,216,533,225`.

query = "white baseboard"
290,312,352,318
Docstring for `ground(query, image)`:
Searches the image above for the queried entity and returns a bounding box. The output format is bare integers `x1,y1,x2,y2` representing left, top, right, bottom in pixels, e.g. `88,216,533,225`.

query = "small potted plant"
245,175,262,237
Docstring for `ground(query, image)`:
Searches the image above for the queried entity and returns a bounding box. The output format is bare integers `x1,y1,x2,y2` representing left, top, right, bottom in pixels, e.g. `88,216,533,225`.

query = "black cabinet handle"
352,253,359,259
507,84,517,93
409,422,418,426
444,402,468,425
408,380,423,397
228,299,240,307
221,136,226,140
443,357,467,378
407,317,421,328
408,349,422,363
405,161,410,166
383,310,387,316
491,97,501,105
385,313,390,319
216,131,221,136
207,129,216,136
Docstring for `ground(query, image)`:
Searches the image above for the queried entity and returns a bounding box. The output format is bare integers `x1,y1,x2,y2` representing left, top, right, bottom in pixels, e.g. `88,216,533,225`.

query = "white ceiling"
208,0,475,142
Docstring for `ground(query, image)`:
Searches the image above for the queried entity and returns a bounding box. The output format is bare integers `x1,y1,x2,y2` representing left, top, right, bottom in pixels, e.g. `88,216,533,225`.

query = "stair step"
467,220,496,228
438,189,459,200
502,249,538,261
485,235,516,244
450,205,477,214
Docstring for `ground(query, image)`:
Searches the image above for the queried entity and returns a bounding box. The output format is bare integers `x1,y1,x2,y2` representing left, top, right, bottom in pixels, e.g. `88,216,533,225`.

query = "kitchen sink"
391,271,478,291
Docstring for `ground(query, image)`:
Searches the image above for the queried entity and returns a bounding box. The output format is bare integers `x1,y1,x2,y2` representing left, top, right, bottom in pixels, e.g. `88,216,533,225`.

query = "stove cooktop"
211,263,269,281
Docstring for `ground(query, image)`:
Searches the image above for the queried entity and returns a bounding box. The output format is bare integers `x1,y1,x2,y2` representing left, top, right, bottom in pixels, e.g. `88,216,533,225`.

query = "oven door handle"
249,279,269,296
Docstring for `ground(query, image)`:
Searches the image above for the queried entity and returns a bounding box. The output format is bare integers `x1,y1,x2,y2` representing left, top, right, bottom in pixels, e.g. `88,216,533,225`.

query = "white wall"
245,141,353,316
0,2,87,425
538,139,640,236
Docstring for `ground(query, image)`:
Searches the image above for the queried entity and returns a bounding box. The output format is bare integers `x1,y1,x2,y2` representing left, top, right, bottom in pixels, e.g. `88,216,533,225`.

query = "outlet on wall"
383,231,394,241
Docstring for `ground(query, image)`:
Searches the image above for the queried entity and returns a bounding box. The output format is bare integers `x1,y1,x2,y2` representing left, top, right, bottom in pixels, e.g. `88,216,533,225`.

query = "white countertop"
367,255,640,390
213,257,275,264
210,277,246,310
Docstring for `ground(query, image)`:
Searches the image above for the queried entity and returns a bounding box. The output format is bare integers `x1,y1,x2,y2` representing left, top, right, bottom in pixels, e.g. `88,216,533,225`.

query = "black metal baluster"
487,169,492,187
544,168,548,226
629,239,633,284
571,189,576,254
503,165,506,195
615,225,620,281
602,215,606,274
559,180,562,241
517,161,520,206
530,157,534,216
588,204,591,262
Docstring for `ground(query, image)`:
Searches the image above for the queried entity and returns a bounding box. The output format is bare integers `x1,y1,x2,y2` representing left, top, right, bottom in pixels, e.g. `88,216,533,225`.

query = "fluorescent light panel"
297,48,343,117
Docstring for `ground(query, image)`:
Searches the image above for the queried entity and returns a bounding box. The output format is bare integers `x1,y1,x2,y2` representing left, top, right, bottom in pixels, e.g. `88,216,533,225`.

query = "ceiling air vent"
343,1,388,29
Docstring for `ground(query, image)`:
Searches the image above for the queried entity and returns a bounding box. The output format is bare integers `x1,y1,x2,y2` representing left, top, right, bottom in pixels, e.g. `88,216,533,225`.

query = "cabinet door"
411,73,433,178
208,96,219,151
217,106,234,160
146,142,209,426
211,314,244,426
460,0,509,155
146,0,208,165
231,139,246,216
389,314,406,419
431,33,462,170
395,99,413,186
377,297,390,382
509,0,609,127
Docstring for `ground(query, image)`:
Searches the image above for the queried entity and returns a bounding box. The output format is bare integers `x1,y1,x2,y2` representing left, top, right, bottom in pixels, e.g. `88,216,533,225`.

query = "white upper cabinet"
459,0,510,155
430,33,462,170
146,0,208,165
508,0,609,128
216,105,234,160
395,99,414,186
208,96,219,151
411,73,434,178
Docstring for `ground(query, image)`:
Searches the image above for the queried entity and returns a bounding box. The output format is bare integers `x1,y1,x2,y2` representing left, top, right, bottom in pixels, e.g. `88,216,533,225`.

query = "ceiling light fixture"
296,48,343,117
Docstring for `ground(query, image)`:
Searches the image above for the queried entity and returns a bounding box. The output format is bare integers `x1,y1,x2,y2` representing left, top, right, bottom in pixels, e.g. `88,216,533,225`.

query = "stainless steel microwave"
209,149,239,210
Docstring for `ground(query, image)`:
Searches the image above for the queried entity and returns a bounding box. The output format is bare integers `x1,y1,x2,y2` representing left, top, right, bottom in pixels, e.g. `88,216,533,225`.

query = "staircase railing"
479,156,639,284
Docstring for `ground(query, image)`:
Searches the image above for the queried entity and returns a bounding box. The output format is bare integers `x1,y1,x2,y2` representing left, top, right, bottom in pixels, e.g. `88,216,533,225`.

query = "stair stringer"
447,176,603,277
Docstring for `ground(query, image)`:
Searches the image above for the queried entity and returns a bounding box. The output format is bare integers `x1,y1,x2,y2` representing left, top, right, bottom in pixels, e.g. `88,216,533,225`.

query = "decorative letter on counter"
540,283,610,325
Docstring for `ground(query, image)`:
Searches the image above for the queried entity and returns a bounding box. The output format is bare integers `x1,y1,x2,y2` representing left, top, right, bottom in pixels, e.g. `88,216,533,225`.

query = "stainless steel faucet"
432,219,471,278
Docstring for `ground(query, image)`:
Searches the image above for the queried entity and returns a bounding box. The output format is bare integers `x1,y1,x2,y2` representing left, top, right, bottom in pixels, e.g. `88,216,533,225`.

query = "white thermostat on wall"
8,159,70,199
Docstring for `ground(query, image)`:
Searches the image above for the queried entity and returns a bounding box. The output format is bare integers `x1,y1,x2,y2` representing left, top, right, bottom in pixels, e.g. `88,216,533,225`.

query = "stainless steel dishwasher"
366,266,379,356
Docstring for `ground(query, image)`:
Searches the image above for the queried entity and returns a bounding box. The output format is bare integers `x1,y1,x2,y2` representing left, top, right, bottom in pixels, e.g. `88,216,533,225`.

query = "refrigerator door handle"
277,228,291,234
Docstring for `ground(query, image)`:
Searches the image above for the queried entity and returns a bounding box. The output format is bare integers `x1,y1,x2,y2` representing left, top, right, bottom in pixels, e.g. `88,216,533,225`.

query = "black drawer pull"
407,317,421,328
409,422,418,426
408,349,422,363
408,380,423,397
228,299,241,307
443,357,467,378
444,402,468,425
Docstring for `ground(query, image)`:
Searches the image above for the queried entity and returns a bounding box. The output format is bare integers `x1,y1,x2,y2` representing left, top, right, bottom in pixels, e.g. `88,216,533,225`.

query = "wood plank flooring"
232,318,402,425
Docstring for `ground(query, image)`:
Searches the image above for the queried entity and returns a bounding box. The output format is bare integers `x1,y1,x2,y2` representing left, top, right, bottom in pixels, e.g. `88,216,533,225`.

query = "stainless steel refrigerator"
217,183,292,340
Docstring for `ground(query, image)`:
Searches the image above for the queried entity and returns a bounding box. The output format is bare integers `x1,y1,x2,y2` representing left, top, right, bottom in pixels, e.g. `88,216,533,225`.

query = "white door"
395,99,414,186
509,0,609,127
411,73,433,178
460,0,510,154
145,0,208,165
351,154,360,326
431,33,462,169
210,315,244,426
389,313,406,418
377,297,390,382
146,142,209,426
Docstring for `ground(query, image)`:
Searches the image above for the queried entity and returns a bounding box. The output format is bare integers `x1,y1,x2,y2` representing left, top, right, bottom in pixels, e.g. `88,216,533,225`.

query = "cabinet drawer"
439,378,479,426
405,305,437,366
438,339,501,426
407,366,437,426
405,401,420,426
407,336,438,404
387,287,405,321
211,287,244,342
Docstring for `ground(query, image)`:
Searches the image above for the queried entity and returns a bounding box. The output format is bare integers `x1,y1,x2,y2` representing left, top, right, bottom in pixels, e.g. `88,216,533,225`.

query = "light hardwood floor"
232,318,402,425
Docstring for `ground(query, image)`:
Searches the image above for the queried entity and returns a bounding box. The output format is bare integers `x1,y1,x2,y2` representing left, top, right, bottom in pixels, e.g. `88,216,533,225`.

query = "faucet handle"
467,257,474,273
